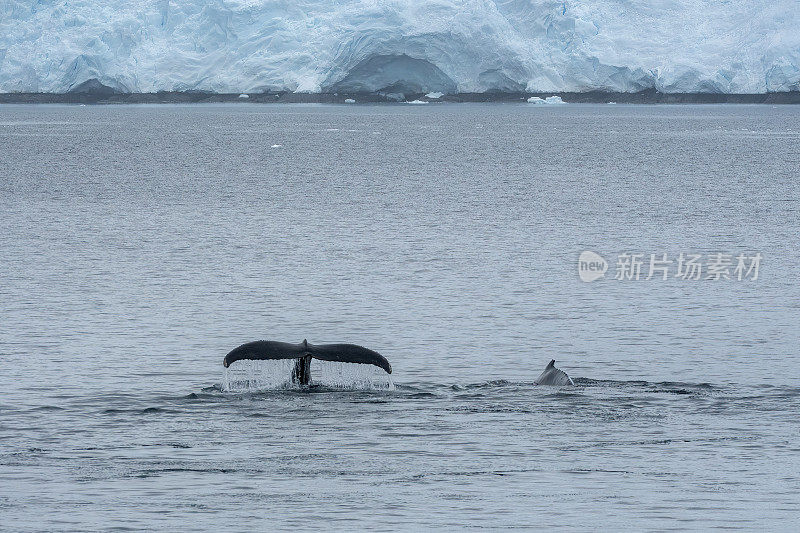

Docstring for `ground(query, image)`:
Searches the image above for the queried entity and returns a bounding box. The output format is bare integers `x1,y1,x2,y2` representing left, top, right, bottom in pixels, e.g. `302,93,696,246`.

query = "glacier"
0,0,799,95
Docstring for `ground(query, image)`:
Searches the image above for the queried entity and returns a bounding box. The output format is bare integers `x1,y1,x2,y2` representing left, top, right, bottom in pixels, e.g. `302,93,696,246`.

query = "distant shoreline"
1,89,799,105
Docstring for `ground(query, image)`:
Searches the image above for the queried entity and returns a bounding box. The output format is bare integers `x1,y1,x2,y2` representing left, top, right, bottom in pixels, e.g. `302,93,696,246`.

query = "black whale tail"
223,340,392,385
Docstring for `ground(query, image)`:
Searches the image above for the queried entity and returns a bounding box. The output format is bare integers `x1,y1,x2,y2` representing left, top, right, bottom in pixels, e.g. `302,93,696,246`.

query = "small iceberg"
344,98,356,103
271,144,282,148
425,92,443,99
527,95,566,104
405,100,428,105
238,93,249,99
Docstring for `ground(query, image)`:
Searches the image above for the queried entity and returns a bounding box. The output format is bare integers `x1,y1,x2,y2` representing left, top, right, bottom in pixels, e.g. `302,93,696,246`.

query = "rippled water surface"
1,103,799,530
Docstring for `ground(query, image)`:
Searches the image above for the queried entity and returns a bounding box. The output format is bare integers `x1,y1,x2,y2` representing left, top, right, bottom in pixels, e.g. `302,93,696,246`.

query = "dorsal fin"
535,359,573,386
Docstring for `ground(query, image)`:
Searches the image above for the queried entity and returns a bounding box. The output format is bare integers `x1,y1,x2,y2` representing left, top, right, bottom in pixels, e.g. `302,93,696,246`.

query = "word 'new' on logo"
578,251,608,282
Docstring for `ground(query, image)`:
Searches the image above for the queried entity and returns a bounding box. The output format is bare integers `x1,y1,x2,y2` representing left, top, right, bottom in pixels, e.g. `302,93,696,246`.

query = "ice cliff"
1,0,798,94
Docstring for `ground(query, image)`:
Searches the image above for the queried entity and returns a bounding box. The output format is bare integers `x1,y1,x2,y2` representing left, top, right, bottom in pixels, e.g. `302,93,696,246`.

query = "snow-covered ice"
527,95,565,104
0,0,798,94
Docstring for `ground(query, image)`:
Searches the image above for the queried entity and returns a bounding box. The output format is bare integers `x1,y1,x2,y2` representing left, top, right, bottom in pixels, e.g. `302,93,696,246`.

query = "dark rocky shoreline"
2,88,799,104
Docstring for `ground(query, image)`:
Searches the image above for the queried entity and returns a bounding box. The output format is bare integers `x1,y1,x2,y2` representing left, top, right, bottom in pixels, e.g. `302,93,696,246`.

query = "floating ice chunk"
425,92,443,99
238,93,249,98
271,144,282,148
344,98,356,103
527,95,566,104
405,100,428,104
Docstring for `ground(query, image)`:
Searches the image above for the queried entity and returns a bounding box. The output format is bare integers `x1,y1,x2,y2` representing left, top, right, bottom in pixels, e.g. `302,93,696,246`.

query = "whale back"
534,359,574,386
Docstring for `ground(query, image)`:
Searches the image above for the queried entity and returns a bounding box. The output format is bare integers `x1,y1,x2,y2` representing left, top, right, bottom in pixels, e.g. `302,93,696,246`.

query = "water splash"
222,360,296,391
222,359,394,392
310,360,394,390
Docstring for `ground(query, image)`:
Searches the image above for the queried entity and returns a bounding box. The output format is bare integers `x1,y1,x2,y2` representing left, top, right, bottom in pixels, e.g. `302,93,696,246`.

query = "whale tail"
223,340,392,385
291,355,312,385
534,359,573,386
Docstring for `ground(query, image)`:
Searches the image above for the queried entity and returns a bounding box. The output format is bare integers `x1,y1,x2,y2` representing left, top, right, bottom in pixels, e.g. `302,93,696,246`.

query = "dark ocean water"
1,103,799,530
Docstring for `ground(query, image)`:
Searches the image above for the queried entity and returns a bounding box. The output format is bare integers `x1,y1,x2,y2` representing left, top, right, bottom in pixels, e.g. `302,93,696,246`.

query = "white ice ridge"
527,95,566,104
1,0,798,94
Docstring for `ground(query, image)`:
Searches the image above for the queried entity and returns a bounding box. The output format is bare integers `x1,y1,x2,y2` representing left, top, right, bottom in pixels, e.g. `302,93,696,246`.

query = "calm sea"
1,103,799,530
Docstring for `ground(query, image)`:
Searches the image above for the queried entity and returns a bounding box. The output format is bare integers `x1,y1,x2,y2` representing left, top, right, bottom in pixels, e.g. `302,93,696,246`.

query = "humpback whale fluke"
223,339,392,385
534,360,574,386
